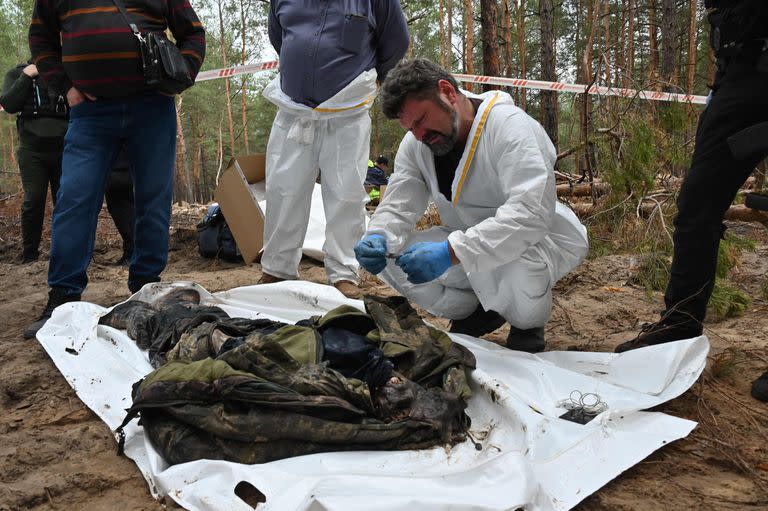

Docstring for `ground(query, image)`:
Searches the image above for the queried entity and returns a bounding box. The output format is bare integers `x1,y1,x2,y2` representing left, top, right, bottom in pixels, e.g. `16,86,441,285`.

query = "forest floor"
0,195,767,511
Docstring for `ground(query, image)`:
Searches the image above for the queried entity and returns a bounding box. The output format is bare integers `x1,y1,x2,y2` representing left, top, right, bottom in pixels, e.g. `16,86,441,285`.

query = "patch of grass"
629,249,671,295
711,347,745,381
717,232,757,279
708,279,751,321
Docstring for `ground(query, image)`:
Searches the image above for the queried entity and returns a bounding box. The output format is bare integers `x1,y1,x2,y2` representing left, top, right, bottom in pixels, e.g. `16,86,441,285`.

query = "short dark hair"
380,59,460,119
375,155,388,165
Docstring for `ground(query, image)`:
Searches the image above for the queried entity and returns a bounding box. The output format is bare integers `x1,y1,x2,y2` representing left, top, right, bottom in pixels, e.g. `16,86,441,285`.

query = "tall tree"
625,0,636,87
217,0,236,156
660,0,678,90
480,0,500,92
463,0,475,91
686,0,698,93
239,0,251,154
540,0,558,146
513,0,527,109
501,0,513,77
648,0,660,89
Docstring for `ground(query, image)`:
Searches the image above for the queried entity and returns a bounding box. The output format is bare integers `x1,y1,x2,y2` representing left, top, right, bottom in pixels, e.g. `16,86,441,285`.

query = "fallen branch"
570,202,768,224
556,181,611,198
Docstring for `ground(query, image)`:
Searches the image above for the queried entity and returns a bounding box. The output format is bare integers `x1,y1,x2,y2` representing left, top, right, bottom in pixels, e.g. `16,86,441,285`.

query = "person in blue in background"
365,155,389,187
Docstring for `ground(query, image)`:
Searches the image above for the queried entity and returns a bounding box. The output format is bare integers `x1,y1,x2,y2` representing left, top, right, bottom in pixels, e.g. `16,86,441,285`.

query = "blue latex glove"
395,240,453,284
354,234,388,274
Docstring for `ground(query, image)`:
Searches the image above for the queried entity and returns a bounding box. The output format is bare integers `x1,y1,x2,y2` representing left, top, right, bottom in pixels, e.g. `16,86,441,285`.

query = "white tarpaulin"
36,281,708,511
253,182,328,262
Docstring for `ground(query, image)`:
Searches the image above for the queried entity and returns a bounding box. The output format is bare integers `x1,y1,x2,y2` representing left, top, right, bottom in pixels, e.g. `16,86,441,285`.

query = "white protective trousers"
368,90,588,329
261,70,376,283
379,204,584,328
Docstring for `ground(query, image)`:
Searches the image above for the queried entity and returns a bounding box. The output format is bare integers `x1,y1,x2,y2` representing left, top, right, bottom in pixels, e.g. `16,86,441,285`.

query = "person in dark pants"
105,144,135,266
0,62,68,263
616,0,768,402
24,0,205,339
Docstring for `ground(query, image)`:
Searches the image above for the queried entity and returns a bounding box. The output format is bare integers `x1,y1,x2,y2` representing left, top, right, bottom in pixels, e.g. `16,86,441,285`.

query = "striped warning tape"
0,59,707,112
198,59,707,105
453,73,707,105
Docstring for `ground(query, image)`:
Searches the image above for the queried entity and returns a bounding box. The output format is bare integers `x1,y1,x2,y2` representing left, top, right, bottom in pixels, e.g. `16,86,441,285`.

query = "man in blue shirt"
260,0,409,298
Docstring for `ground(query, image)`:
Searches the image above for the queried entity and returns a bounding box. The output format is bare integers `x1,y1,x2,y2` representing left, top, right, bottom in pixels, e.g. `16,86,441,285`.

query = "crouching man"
354,59,588,352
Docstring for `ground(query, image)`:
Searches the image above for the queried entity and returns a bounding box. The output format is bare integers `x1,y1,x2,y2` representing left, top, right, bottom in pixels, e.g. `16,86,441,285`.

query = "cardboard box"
214,154,266,264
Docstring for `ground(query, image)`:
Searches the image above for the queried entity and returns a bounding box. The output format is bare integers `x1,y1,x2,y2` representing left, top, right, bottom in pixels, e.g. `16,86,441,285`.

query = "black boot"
615,317,702,353
23,288,81,339
449,305,506,337
128,275,161,293
752,371,768,402
112,248,132,267
506,326,545,353
22,249,39,264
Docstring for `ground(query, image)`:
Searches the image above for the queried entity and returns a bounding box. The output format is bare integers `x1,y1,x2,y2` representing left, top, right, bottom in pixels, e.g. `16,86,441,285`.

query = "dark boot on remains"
615,318,702,353
752,371,768,402
23,288,81,340
449,305,506,337
506,326,545,353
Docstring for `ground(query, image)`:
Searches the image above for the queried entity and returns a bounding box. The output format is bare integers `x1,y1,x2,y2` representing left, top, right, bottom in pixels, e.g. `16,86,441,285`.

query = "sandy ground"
0,198,766,510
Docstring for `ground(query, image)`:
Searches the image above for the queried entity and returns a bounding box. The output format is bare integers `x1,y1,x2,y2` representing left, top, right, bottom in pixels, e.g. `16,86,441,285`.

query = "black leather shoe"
22,252,39,264
24,288,81,339
128,276,161,293
615,319,702,353
752,371,768,402
449,305,506,337
506,326,545,353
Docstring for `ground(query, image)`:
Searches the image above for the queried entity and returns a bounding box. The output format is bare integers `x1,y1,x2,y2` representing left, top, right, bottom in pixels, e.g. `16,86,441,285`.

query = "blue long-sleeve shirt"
268,0,409,107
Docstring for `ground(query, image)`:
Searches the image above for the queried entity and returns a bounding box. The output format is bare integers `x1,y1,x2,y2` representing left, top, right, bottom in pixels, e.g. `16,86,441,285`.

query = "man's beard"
423,109,459,156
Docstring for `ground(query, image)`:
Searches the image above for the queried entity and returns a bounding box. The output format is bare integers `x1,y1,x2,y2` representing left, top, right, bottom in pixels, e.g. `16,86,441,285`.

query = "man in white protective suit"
260,0,409,298
354,59,589,352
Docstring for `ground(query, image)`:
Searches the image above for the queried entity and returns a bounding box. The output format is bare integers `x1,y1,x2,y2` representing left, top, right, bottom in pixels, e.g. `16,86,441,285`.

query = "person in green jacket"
0,62,68,263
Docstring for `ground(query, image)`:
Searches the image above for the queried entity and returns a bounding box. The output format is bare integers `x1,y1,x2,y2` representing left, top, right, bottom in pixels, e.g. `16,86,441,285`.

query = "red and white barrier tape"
0,60,707,112
196,59,707,105
453,73,707,104
195,60,279,81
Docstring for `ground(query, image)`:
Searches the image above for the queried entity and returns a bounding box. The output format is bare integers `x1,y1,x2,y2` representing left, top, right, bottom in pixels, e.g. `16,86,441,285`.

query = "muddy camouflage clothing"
116,295,476,465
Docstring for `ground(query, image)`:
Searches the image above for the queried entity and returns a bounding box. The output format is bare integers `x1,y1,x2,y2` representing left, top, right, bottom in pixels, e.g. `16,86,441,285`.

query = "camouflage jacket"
116,295,476,465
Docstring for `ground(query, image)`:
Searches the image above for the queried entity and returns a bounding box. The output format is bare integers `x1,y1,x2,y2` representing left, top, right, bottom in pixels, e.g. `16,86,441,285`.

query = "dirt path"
0,201,766,510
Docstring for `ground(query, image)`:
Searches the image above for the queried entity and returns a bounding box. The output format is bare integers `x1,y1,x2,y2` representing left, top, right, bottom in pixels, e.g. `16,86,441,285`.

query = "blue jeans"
48,93,176,295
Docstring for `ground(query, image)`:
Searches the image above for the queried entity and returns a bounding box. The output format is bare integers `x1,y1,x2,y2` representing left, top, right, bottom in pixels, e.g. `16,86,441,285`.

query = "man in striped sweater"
24,0,206,339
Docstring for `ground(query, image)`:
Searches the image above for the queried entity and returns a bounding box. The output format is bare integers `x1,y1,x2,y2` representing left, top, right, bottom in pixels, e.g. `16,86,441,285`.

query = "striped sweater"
29,0,206,98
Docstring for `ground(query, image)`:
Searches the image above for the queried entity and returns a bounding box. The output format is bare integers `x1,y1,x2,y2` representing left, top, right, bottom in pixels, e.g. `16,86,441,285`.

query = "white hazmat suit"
367,90,588,328
261,70,377,283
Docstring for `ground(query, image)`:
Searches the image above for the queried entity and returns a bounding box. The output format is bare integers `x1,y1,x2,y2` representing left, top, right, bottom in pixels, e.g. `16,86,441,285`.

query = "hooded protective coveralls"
367,90,588,328
261,70,377,283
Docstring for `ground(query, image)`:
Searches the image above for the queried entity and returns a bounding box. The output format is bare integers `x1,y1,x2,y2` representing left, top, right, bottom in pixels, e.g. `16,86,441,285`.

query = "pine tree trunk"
648,0,659,89
580,0,600,187
218,0,236,156
440,0,447,68
625,0,635,87
540,0,558,147
514,0,527,109
602,0,611,86
480,0,500,93
175,97,193,202
502,0,513,77
463,0,475,92
447,0,454,69
660,0,678,91
240,0,250,154
686,0,698,93
616,0,626,86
